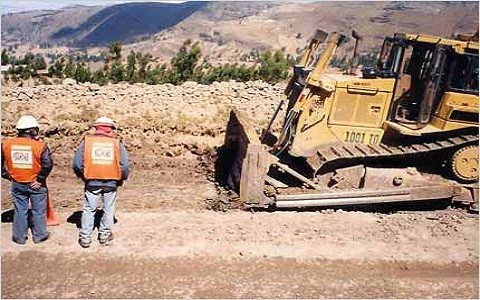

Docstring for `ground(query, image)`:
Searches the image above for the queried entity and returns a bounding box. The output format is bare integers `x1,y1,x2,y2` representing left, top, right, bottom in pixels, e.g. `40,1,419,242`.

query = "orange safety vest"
83,135,121,180
2,137,45,183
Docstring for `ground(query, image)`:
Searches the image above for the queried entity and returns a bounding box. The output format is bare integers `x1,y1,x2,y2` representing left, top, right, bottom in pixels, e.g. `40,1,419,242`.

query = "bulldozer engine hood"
319,73,396,93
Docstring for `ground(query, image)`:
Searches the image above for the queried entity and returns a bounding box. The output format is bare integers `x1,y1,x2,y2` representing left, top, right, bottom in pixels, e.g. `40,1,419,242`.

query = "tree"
74,62,91,83
170,40,202,84
109,61,125,83
136,52,152,82
64,58,75,78
91,70,108,85
108,41,122,62
22,52,35,65
126,50,137,83
145,64,168,85
238,64,257,81
258,50,289,83
41,39,293,86
48,57,65,78
1,49,9,66
33,54,47,70
103,41,123,75
14,64,36,80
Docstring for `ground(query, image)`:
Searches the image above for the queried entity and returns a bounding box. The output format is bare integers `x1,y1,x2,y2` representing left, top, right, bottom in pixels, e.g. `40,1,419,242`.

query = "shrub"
39,40,293,85
258,50,289,83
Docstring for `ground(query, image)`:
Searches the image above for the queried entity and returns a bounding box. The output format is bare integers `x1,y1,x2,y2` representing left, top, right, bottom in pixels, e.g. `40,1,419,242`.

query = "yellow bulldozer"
222,29,479,210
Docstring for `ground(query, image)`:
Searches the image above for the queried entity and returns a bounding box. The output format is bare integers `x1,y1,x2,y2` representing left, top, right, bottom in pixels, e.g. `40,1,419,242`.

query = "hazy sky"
1,0,187,14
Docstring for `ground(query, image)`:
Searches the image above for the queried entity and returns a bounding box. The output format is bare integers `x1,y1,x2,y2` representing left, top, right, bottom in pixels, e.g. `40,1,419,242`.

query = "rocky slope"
1,80,284,162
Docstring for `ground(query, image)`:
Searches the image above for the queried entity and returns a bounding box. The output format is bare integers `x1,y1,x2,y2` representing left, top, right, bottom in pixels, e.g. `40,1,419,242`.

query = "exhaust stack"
348,30,363,75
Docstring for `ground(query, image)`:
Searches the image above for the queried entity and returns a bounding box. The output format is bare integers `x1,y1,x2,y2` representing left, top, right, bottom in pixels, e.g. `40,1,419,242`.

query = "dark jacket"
72,133,130,190
1,134,53,185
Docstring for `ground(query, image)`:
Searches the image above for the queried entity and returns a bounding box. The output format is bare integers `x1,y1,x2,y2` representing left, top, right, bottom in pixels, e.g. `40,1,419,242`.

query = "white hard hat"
94,116,116,128
16,115,39,130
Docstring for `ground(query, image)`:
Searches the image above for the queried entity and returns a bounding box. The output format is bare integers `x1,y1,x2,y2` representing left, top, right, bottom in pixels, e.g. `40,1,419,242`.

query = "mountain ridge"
1,1,478,65
49,2,207,47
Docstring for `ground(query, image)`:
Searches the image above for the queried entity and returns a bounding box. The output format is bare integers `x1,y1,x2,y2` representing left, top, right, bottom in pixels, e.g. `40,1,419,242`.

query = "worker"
72,117,130,248
1,115,53,244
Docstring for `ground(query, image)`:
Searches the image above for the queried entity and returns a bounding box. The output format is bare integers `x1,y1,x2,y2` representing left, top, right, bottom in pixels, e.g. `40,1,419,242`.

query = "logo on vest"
11,145,33,169
91,142,115,165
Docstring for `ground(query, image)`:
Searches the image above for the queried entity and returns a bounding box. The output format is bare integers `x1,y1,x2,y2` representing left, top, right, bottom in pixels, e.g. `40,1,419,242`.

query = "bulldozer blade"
222,109,275,208
274,184,459,208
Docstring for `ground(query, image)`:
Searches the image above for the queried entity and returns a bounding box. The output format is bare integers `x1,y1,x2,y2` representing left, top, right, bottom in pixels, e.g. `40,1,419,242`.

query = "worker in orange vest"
72,117,130,248
1,115,53,245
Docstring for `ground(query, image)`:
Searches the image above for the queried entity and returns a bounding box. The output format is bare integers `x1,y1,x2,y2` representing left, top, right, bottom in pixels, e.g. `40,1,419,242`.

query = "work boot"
78,238,91,248
33,232,50,244
12,236,27,245
98,232,114,245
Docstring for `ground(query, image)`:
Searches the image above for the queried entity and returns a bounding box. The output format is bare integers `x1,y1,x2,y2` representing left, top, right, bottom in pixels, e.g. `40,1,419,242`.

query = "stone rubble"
1,80,286,158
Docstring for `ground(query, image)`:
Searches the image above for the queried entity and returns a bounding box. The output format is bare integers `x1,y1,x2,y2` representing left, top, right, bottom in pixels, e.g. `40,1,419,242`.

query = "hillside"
1,2,207,47
1,5,103,47
136,1,478,64
1,1,478,65
50,2,207,47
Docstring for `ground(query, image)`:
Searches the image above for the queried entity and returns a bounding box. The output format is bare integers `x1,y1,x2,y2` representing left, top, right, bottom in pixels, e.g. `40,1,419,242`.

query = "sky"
1,0,187,14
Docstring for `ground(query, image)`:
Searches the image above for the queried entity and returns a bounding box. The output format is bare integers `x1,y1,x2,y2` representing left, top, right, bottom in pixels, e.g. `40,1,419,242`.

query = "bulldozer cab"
378,33,479,126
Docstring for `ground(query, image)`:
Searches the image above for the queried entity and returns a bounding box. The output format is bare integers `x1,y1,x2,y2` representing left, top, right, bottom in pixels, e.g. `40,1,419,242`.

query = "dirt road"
1,157,479,298
2,251,477,298
2,209,478,298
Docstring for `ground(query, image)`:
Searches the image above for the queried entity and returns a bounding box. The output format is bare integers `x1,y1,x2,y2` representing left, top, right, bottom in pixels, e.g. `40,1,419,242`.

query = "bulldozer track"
310,133,479,174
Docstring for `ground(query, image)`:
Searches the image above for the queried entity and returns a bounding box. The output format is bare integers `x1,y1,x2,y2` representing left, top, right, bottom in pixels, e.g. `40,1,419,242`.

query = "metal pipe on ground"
275,194,411,208
274,185,457,208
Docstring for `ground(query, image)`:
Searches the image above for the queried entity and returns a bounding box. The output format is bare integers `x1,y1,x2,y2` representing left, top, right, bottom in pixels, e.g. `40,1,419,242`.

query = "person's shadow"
1,209,14,223
1,209,117,229
67,210,117,229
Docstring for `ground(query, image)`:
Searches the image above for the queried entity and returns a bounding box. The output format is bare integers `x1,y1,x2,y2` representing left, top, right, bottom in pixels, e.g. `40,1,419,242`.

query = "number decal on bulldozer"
345,131,379,144
368,134,380,144
345,131,365,143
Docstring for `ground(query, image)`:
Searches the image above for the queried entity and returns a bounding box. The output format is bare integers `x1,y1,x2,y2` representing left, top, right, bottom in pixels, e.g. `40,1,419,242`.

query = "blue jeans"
11,181,49,244
79,188,116,241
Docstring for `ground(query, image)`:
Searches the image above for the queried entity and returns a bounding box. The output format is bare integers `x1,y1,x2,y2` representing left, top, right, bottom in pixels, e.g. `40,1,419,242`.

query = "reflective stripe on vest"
83,135,121,180
2,137,45,183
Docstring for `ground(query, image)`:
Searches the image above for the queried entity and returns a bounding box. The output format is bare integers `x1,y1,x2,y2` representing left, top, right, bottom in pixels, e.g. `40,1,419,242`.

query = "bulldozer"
221,29,479,210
